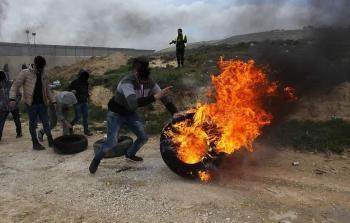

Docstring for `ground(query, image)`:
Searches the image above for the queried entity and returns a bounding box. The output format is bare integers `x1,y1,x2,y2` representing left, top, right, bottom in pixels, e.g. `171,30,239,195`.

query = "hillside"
47,52,128,79
158,28,314,53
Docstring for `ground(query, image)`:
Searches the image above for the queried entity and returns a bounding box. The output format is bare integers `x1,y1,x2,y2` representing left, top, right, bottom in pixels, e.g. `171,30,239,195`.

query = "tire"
53,134,88,155
93,136,133,158
160,113,225,179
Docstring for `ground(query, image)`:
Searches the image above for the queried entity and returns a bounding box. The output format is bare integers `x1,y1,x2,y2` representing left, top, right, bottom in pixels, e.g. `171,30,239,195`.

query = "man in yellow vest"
170,28,187,68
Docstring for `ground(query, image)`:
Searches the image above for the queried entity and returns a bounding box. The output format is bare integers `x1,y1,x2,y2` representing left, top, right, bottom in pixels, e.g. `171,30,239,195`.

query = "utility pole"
32,32,36,46
25,29,30,44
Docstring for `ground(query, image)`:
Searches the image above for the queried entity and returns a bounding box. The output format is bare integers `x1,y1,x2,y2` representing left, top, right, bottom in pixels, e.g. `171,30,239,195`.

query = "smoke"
303,0,350,27
0,1,349,50
0,0,347,50
0,0,8,38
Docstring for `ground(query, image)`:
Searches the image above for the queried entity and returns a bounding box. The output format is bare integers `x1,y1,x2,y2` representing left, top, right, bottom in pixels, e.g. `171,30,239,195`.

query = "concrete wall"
0,42,154,79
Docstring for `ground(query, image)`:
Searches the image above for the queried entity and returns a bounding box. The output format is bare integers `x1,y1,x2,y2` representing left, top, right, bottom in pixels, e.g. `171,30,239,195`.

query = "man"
3,64,10,80
89,56,178,174
38,91,77,138
170,28,187,68
69,69,92,136
0,70,22,141
9,56,56,150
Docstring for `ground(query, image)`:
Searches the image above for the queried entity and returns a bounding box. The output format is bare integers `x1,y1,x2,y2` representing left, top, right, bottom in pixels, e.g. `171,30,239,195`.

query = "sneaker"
16,133,23,138
125,155,143,162
33,141,46,150
89,159,101,174
84,130,93,136
37,129,44,142
47,135,54,148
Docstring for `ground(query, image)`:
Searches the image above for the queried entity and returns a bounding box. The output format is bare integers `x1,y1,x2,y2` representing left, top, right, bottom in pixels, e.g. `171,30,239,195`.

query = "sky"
0,0,348,50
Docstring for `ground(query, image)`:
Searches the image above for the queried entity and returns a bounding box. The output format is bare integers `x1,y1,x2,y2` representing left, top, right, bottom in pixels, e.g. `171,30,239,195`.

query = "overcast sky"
0,0,348,50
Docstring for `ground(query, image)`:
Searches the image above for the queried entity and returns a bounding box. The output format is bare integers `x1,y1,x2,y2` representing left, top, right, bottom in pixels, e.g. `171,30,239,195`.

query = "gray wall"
0,42,154,79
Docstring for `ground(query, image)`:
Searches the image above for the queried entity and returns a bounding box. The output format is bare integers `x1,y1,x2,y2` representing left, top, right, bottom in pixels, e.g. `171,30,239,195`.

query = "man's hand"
9,101,16,110
63,120,72,129
154,86,173,100
52,103,57,111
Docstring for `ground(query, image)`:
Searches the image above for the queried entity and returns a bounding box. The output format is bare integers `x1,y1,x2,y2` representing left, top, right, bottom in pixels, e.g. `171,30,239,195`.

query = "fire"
198,170,211,182
284,86,298,101
166,58,284,180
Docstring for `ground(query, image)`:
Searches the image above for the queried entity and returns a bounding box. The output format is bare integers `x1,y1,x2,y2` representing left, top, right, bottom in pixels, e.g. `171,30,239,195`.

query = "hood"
59,91,77,105
78,69,90,81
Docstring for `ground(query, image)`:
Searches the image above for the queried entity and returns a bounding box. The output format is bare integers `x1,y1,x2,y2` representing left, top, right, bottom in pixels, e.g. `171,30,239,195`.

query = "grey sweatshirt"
108,73,177,115
55,91,77,121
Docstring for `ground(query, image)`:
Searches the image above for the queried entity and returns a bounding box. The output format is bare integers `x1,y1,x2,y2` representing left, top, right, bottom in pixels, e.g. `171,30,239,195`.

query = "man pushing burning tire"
89,56,178,174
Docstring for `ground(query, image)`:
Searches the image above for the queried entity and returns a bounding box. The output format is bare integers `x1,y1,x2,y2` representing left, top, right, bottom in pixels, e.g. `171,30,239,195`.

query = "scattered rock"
292,161,299,166
315,169,327,175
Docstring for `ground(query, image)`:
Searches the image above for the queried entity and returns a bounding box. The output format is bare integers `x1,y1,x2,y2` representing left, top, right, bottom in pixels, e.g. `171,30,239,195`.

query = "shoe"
33,141,46,150
37,129,44,142
84,130,93,136
89,159,100,174
125,155,143,162
47,135,54,148
16,133,23,138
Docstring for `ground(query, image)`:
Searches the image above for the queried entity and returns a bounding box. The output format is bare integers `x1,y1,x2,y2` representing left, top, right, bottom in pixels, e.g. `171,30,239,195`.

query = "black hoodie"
68,69,90,103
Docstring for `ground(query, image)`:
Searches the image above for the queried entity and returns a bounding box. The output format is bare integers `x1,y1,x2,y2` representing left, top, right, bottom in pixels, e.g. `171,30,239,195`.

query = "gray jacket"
55,91,77,121
108,73,177,115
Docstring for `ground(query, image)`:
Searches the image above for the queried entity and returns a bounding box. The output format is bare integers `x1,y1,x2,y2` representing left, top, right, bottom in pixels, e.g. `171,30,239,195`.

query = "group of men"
0,28,186,174
0,57,93,150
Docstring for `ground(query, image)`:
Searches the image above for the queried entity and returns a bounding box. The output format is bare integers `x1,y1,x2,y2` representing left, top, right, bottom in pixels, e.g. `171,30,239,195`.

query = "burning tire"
93,136,133,158
160,113,225,180
53,134,88,155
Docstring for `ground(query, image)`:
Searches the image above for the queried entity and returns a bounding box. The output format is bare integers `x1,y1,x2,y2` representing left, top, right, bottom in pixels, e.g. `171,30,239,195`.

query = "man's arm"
121,83,155,111
68,79,77,91
9,70,25,100
55,102,65,121
47,85,56,104
151,84,178,115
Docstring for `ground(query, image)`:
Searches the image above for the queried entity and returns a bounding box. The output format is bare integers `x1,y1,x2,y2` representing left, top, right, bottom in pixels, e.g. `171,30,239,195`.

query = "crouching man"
89,57,178,174
37,91,77,139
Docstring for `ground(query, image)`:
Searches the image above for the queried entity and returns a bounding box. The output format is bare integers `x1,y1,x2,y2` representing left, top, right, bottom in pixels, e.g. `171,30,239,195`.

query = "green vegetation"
264,119,350,153
88,103,108,123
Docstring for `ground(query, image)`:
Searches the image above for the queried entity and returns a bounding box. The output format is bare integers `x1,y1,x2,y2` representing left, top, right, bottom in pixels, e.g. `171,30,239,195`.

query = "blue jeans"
26,103,52,142
94,111,149,160
72,102,89,132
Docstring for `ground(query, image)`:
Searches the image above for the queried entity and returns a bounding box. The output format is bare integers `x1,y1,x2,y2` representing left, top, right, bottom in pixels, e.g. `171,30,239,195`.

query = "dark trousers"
26,103,52,142
176,48,185,67
72,102,89,132
0,109,22,138
94,111,149,161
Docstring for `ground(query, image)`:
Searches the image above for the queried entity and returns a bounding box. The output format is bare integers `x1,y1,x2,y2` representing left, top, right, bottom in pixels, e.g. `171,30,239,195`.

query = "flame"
284,86,298,101
166,58,283,180
198,170,211,182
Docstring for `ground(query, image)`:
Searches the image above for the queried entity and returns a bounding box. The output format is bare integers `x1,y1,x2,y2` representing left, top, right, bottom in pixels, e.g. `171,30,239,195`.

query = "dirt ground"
0,123,350,223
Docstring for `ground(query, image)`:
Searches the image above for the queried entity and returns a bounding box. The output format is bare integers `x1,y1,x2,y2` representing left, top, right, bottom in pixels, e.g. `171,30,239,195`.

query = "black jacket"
68,70,90,103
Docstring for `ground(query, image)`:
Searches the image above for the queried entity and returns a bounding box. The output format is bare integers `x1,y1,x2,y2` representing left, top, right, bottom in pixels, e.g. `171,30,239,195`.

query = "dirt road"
1,123,349,223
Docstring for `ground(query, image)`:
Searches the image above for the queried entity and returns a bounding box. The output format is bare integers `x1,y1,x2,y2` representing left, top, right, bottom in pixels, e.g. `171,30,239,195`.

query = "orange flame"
166,58,280,180
284,86,298,101
198,171,211,182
